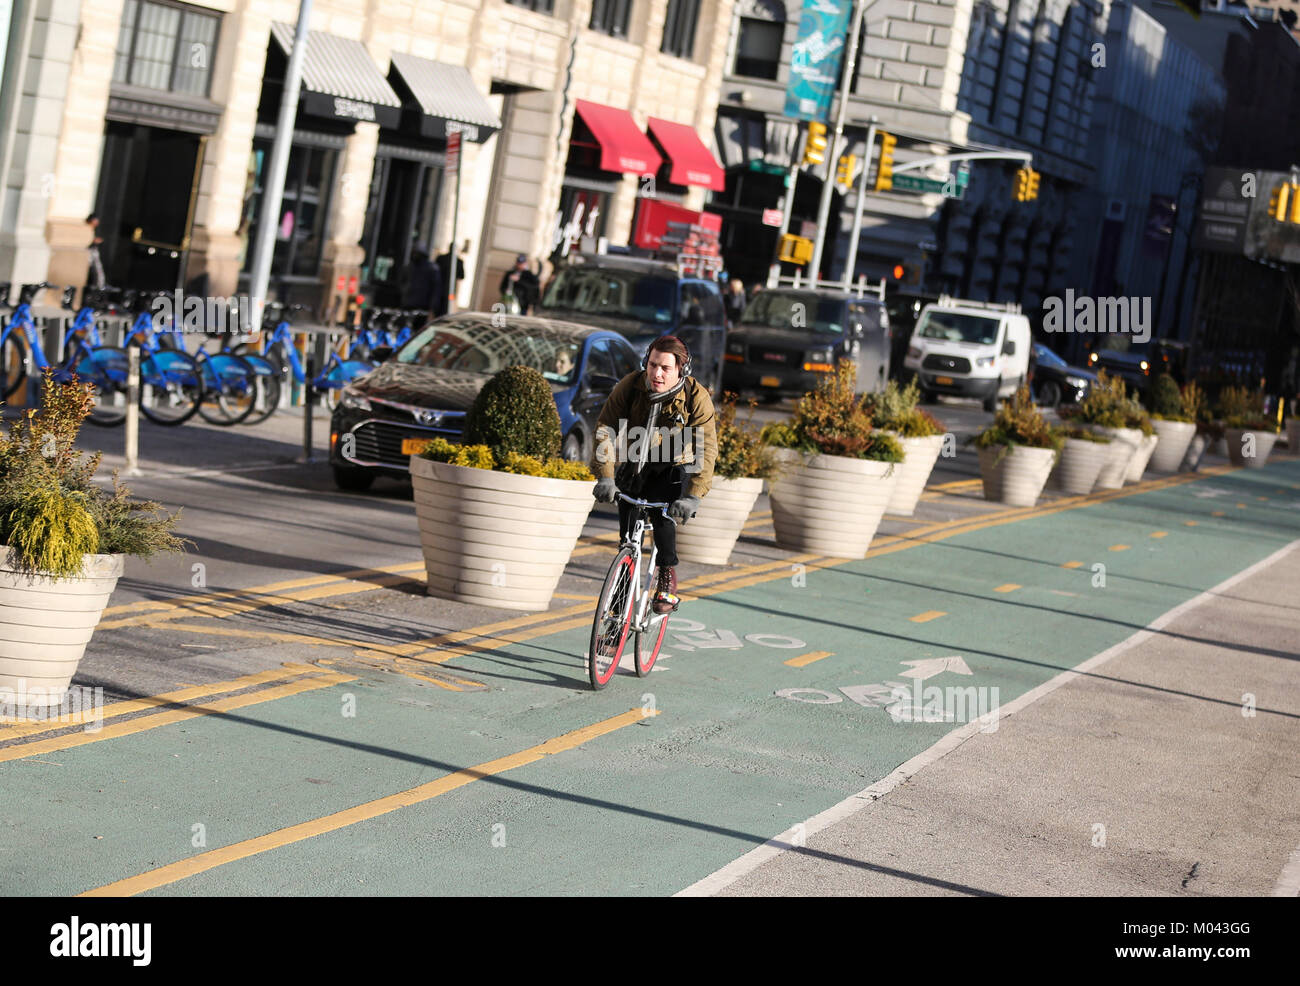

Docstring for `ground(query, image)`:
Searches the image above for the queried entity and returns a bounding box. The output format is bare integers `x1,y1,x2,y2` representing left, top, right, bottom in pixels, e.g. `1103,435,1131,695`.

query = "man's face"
646,350,681,392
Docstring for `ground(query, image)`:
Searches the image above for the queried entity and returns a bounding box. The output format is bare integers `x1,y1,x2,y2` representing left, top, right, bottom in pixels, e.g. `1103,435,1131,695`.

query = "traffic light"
802,121,828,167
891,262,921,285
875,132,896,192
1025,168,1040,200
1013,168,1030,202
778,234,814,266
1289,183,1300,224
1269,182,1292,222
835,154,857,190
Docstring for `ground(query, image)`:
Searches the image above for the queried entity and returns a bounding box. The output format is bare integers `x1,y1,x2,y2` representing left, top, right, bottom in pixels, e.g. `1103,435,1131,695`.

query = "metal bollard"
300,354,315,463
124,342,142,477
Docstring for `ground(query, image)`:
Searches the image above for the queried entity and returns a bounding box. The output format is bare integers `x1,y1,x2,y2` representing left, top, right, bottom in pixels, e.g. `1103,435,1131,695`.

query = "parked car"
902,298,1033,411
537,252,727,395
721,287,890,398
1085,348,1152,395
1032,342,1096,408
328,313,641,490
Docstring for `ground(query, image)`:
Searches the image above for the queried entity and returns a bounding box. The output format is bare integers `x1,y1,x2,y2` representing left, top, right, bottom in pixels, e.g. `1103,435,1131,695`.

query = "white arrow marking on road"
1189,487,1230,499
674,629,744,649
899,656,973,680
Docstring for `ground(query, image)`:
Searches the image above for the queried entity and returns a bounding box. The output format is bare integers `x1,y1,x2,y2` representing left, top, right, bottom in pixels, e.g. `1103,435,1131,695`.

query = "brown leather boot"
652,566,679,614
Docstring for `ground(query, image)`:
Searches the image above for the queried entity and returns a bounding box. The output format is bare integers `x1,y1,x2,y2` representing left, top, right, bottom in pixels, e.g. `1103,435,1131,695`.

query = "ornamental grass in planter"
1216,385,1277,468
1073,370,1141,488
861,379,947,517
1052,425,1111,495
408,365,595,611
974,385,1062,507
1146,376,1200,473
0,373,184,710
675,395,781,566
760,360,903,558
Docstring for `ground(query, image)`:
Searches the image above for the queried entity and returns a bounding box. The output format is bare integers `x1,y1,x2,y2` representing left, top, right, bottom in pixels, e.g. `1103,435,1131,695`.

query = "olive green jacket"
592,371,717,499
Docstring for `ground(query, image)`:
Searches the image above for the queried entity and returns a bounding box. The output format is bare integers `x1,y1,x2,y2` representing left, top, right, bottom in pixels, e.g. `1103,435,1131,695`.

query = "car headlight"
807,348,832,362
1139,360,1150,372
907,346,921,360
727,341,744,354
1066,375,1089,388
340,386,371,411
1088,352,1099,363
976,356,996,368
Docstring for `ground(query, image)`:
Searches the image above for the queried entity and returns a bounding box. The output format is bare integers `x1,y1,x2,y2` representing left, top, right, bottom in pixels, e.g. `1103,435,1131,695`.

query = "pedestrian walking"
403,244,442,325
434,241,468,317
723,278,747,325
86,213,105,290
500,254,540,314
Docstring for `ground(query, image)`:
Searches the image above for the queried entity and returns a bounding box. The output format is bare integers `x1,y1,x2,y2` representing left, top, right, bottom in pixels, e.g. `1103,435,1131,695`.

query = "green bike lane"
3,461,1299,896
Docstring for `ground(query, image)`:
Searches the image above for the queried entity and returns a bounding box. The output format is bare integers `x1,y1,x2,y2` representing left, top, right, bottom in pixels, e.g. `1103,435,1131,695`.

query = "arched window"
733,0,786,81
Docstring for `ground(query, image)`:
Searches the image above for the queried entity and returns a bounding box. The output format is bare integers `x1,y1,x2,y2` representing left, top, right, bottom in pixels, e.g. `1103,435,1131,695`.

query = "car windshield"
541,267,676,324
1034,344,1068,370
739,292,844,335
396,319,582,382
917,311,1001,344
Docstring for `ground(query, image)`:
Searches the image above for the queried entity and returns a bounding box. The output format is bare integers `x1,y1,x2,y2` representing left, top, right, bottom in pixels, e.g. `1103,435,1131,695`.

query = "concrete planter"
1052,437,1109,495
1288,417,1299,453
674,475,763,566
1225,428,1278,469
882,432,945,516
1181,432,1209,472
1090,426,1142,489
1123,433,1160,483
978,445,1056,507
410,456,593,612
769,450,899,558
0,552,124,708
1148,419,1196,473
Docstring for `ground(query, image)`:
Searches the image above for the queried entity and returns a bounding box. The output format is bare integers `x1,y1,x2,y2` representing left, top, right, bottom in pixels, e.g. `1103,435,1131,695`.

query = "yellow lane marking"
1236,503,1246,509
0,672,355,763
79,707,654,897
1062,561,1083,568
784,650,832,668
551,593,597,601
1258,496,1269,501
1109,544,1130,552
929,479,982,490
1151,531,1168,538
1185,521,1198,526
993,583,1020,593
1212,510,1225,517
910,611,946,623
0,665,324,739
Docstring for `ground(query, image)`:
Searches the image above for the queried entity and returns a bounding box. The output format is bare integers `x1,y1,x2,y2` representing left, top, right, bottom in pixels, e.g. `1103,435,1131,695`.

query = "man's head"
514,254,528,269
646,335,690,393
730,279,744,294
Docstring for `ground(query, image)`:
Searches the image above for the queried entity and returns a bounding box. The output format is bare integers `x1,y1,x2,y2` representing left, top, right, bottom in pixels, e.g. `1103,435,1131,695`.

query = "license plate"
762,352,786,362
760,376,781,388
401,438,432,455
935,376,954,386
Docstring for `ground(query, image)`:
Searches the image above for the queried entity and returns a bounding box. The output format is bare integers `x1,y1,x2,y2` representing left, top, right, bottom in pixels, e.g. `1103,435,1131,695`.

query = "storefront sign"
447,131,462,172
445,121,481,143
784,0,853,122
551,191,606,259
333,97,377,121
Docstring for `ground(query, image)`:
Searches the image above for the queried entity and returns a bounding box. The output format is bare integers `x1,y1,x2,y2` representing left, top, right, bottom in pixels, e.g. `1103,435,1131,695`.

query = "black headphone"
642,337,693,378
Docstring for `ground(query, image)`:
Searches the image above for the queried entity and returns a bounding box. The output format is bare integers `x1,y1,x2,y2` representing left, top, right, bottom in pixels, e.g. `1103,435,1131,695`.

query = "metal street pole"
842,117,877,290
809,0,868,282
247,0,312,331
768,154,801,288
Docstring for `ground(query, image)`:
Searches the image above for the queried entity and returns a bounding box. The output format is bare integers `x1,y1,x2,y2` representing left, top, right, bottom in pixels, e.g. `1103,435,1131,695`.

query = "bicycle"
587,492,676,690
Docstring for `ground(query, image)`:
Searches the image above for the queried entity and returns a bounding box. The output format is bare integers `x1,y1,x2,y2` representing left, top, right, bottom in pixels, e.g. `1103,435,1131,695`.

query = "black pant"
617,465,683,568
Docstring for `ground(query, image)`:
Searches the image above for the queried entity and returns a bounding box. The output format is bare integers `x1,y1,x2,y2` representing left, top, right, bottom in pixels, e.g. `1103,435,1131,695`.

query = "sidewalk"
706,539,1300,897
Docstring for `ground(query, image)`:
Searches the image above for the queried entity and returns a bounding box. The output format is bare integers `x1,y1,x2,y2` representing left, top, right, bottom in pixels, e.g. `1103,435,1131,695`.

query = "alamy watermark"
594,419,703,474
886,680,1000,732
1042,289,1152,344
0,682,104,732
149,291,252,334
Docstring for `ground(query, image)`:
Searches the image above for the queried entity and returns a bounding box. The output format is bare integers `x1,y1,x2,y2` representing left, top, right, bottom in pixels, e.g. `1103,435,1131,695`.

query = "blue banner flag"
784,0,854,122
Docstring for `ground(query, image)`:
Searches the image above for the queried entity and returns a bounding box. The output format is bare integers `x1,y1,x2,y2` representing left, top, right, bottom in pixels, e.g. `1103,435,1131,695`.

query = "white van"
901,297,1033,412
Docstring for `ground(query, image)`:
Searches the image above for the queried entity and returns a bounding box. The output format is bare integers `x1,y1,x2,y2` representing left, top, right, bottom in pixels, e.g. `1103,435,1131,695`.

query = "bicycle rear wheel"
68,345,129,426
634,610,670,677
588,547,637,690
238,353,281,426
196,352,257,426
138,349,203,426
2,332,28,398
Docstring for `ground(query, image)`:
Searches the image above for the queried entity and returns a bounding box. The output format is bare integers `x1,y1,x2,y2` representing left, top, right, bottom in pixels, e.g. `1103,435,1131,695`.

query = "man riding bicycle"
592,336,717,614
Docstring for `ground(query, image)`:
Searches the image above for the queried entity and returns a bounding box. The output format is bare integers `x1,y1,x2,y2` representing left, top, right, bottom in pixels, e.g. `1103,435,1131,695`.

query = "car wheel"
333,466,374,492
562,429,587,463
918,388,937,404
1037,380,1062,408
982,392,999,413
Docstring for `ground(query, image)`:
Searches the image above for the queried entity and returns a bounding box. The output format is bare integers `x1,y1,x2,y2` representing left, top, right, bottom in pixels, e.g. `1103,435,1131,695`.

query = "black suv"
722,287,891,397
537,253,728,394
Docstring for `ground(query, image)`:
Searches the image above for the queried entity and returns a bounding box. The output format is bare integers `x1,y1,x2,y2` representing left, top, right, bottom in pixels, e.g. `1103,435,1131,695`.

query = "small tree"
463,365,563,462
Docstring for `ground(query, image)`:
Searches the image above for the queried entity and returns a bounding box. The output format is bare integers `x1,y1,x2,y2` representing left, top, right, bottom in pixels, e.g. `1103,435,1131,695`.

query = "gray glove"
593,477,617,503
668,495,700,524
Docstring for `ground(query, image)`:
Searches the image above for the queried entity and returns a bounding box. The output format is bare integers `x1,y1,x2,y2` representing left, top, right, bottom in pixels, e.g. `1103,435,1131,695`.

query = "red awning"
573,100,662,175
646,117,725,191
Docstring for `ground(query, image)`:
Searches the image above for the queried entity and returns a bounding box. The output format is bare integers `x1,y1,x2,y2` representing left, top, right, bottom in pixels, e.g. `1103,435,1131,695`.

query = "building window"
590,0,633,39
243,140,338,280
734,19,783,80
113,0,220,97
504,0,555,13
662,0,701,60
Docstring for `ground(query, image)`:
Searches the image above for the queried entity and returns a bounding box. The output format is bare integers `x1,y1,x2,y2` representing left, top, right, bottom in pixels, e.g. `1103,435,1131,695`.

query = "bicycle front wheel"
139,349,203,426
239,353,281,426
588,547,637,690
635,611,670,677
2,332,28,399
196,352,256,426
69,346,129,427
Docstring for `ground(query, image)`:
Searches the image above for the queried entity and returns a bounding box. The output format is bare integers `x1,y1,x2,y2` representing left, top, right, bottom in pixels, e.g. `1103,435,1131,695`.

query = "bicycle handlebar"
615,492,678,526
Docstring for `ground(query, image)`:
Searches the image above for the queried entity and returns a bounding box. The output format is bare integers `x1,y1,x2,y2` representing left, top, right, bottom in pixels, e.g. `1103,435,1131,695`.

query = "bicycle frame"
616,493,676,633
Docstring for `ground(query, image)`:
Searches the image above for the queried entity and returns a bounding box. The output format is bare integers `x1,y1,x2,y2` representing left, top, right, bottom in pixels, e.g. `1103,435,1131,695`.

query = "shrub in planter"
409,366,595,611
1052,425,1111,495
974,385,1062,506
761,360,903,558
676,396,782,565
862,379,947,516
0,372,185,710
1075,370,1141,488
1216,386,1277,467
1148,377,1198,472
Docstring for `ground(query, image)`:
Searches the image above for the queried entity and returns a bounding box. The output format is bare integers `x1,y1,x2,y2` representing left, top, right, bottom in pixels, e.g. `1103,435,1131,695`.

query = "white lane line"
676,536,1300,897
